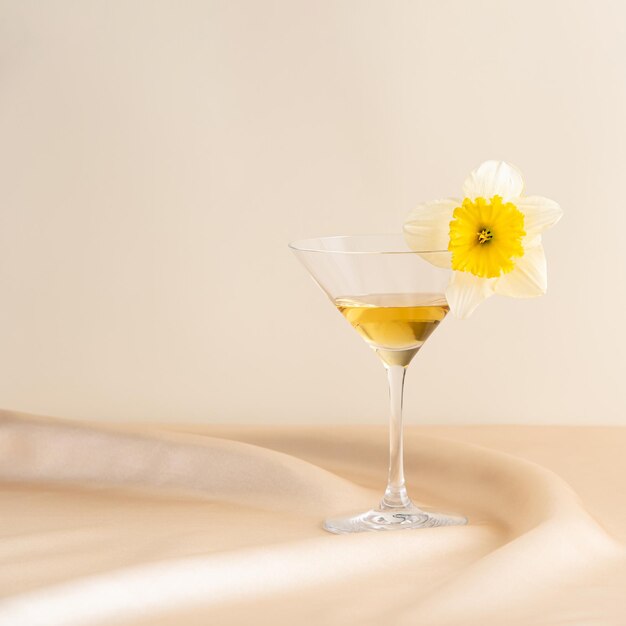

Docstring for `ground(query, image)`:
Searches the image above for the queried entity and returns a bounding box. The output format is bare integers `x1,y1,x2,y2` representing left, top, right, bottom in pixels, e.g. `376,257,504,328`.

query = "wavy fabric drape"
1,411,625,625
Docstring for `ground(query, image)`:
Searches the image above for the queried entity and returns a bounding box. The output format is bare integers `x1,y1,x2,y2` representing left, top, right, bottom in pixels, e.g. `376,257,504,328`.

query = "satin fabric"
1,410,625,625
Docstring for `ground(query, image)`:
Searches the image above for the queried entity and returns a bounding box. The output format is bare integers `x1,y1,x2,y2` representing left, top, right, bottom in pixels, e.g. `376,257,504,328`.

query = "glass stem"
382,364,412,509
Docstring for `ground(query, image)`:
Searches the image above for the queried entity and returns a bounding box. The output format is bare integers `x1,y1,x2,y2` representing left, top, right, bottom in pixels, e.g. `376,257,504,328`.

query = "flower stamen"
477,228,493,244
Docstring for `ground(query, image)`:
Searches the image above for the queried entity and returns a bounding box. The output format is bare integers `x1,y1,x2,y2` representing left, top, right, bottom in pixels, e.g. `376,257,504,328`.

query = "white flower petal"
523,233,542,249
404,200,456,269
403,198,458,251
446,271,495,319
462,161,524,202
418,250,453,269
517,195,563,239
494,245,547,298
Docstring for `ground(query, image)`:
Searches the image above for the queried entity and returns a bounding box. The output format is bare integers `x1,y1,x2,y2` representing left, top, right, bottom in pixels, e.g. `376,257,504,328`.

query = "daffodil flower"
403,160,563,318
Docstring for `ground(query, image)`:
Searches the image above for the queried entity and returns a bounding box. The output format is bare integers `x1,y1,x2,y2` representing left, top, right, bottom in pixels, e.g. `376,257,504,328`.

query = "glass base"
323,505,467,534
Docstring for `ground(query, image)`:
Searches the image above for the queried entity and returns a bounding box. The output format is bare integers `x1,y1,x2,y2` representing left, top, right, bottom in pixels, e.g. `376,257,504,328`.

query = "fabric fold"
0,410,625,626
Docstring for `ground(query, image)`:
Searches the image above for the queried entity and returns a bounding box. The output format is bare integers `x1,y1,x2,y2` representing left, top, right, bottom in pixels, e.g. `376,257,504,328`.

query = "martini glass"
289,234,467,533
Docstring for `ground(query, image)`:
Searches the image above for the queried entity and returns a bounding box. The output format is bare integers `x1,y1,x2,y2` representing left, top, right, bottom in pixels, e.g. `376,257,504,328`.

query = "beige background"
0,0,624,425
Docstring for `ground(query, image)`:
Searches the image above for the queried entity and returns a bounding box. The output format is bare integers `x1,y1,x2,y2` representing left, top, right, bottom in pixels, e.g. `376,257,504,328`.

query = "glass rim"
288,234,448,255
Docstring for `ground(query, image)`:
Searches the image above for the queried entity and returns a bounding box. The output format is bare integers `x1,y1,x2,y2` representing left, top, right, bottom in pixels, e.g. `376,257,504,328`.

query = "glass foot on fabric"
323,505,467,534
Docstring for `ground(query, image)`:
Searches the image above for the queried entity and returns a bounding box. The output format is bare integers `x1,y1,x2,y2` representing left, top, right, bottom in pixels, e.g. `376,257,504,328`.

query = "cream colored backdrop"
0,1,624,424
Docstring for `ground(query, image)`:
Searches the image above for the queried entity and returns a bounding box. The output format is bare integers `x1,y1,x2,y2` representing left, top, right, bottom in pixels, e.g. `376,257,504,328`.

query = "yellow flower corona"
448,195,526,279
